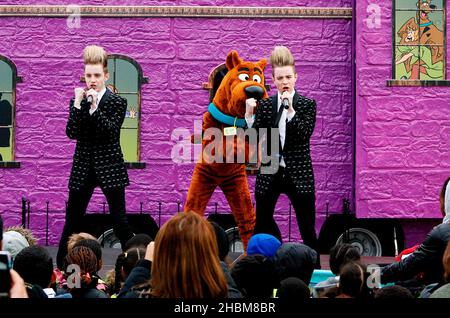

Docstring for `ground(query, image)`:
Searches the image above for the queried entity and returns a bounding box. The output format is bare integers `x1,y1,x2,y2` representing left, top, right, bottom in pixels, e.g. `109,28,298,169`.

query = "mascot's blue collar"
208,103,246,128
420,21,433,27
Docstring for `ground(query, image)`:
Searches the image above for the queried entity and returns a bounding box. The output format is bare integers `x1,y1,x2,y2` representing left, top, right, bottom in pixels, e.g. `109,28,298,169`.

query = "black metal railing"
19,197,352,245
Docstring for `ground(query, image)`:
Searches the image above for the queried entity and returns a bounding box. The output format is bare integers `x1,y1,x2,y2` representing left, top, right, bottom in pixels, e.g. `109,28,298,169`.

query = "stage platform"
44,246,395,279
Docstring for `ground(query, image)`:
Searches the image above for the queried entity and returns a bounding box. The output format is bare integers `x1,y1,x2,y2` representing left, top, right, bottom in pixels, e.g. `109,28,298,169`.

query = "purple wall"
356,0,450,228
0,0,353,244
356,0,450,248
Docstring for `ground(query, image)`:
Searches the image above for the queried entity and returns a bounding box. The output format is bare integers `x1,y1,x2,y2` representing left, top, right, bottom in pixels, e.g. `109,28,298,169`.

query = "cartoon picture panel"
394,0,445,80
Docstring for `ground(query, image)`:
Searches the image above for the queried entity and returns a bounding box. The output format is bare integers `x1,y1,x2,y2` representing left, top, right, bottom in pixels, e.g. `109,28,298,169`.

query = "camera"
0,251,12,298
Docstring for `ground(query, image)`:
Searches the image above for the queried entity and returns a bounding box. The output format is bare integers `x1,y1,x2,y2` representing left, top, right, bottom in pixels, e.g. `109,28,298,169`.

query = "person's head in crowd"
209,221,229,262
13,246,54,290
374,285,413,299
440,177,450,223
2,230,30,261
150,212,228,298
428,241,450,298
443,241,450,282
329,243,361,275
73,239,103,272
274,242,317,285
123,233,152,251
231,254,279,298
67,232,96,254
0,215,4,250
5,226,37,247
276,277,310,300
0,216,29,299
247,233,281,259
337,261,366,298
113,246,146,294
64,246,99,288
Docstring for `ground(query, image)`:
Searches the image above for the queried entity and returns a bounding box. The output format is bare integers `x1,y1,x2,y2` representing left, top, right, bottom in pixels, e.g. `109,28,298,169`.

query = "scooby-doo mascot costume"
184,51,268,249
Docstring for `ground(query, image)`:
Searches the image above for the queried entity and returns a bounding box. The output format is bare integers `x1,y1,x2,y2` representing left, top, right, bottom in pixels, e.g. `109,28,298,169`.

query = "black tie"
274,105,285,161
274,104,284,127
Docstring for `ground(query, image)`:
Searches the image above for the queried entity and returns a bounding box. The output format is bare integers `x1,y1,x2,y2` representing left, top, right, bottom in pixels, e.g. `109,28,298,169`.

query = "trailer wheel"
335,227,382,257
84,214,159,249
97,229,122,249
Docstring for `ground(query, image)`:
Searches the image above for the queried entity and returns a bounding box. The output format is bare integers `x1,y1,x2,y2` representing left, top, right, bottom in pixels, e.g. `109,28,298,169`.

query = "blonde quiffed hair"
83,45,108,72
269,45,296,75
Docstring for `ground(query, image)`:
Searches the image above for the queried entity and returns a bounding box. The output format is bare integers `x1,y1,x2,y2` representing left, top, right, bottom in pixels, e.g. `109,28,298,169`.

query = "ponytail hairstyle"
64,246,98,289
329,243,361,275
113,247,146,293
83,45,108,73
269,45,296,75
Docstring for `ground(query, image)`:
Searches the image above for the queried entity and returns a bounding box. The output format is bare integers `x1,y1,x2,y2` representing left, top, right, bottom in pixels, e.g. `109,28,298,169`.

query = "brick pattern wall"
356,0,450,221
0,0,353,244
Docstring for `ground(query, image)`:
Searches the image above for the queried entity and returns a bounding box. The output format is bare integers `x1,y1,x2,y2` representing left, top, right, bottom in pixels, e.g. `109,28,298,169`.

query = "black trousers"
56,170,134,269
254,167,319,253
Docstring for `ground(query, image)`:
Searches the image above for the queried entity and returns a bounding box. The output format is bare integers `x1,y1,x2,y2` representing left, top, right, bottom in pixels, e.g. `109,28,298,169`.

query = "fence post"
46,201,49,246
27,200,30,229
288,203,292,242
158,201,162,228
21,198,26,227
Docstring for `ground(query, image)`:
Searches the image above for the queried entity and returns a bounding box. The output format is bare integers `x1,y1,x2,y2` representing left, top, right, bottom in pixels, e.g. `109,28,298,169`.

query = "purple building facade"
0,0,448,250
356,0,450,219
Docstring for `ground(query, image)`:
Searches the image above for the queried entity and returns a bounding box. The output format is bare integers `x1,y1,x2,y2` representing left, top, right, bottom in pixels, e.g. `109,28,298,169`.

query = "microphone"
85,87,94,104
282,98,289,110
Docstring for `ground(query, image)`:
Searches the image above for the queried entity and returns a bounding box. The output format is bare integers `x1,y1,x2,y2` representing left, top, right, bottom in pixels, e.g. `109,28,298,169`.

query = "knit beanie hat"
3,230,30,260
247,233,281,258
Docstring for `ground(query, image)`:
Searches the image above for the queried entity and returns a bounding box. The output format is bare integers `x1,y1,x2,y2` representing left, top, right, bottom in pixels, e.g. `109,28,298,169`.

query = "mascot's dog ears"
226,50,242,70
226,50,268,71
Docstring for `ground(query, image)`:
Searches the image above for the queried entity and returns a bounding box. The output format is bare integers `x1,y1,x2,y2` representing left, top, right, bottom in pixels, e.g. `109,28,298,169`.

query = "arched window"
0,56,20,167
106,55,147,167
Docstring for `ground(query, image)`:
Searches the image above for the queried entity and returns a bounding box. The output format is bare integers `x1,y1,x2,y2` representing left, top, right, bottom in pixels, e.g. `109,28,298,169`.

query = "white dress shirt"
277,90,296,167
89,86,106,115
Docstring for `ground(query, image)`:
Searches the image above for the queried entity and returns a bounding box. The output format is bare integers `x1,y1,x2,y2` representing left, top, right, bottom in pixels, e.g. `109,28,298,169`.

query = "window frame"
388,0,450,86
0,55,21,168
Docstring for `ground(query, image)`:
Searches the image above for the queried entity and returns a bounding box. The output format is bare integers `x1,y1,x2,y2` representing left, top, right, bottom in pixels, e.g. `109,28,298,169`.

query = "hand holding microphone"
74,87,97,104
73,87,98,111
85,88,98,106
281,91,293,112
